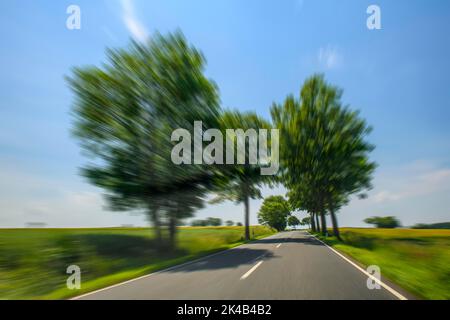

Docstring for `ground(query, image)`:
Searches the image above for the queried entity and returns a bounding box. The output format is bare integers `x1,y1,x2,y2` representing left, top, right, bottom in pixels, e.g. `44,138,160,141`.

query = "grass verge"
312,228,450,300
0,226,276,299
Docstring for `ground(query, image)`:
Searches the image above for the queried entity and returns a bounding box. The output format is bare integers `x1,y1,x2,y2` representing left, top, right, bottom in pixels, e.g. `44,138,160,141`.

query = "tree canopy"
287,215,301,228
210,110,276,240
69,30,376,249
68,32,221,248
258,196,291,231
272,74,376,239
364,216,400,229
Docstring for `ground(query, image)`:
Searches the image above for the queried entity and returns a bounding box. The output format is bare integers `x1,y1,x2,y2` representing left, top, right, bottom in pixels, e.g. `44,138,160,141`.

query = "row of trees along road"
271,75,376,240
68,32,272,249
69,31,375,249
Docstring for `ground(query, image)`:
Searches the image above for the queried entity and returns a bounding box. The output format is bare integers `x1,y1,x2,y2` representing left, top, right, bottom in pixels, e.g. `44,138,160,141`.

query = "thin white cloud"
372,168,450,203
336,160,450,227
318,45,342,69
120,0,149,42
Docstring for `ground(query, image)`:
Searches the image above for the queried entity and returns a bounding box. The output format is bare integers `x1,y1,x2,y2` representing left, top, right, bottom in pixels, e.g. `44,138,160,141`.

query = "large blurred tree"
272,74,376,239
210,110,275,240
68,32,221,249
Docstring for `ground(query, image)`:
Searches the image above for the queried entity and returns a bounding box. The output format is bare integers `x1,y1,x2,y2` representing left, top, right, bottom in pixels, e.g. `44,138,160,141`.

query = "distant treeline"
412,222,450,229
190,217,241,227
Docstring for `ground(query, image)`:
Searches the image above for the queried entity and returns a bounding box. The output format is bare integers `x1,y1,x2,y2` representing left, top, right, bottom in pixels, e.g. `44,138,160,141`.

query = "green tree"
210,111,275,240
257,196,290,231
364,216,400,228
301,216,311,228
68,32,221,249
412,222,450,229
225,220,235,226
191,219,208,227
206,217,222,226
272,74,376,239
286,183,322,233
287,215,301,228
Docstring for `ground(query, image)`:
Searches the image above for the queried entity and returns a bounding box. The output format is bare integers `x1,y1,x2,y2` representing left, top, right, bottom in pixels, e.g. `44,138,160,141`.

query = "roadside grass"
0,226,275,300
313,228,450,300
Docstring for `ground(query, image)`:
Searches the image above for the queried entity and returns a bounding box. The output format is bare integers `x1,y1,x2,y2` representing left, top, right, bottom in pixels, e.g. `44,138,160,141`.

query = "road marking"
276,243,282,248
308,233,408,300
240,261,264,280
70,232,281,300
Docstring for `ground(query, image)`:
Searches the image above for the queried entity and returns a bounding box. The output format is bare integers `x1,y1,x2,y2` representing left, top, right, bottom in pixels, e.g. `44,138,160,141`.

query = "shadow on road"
165,248,278,273
254,237,323,246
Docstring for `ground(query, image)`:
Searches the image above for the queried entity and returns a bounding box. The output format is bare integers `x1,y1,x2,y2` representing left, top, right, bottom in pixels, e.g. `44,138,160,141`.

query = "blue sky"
0,0,449,227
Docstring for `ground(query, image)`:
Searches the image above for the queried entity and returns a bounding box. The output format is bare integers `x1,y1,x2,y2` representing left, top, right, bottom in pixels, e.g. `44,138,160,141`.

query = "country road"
74,231,407,300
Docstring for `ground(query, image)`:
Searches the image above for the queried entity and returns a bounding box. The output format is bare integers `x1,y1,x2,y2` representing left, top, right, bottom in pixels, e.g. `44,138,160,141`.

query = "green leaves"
258,196,291,231
68,32,222,245
288,215,301,227
210,110,275,204
364,216,401,228
272,74,376,235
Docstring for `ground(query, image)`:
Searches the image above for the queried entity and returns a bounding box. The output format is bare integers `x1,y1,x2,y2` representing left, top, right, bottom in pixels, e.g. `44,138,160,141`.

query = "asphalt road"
74,231,406,300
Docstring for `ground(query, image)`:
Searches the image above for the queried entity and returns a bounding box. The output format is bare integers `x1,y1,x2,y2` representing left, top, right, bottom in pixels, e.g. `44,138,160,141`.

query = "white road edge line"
240,261,264,280
308,232,408,300
70,232,281,300
276,243,282,248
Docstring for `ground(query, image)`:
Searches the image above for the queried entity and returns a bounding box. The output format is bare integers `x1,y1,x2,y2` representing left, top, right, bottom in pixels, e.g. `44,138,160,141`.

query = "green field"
315,228,450,300
0,226,275,300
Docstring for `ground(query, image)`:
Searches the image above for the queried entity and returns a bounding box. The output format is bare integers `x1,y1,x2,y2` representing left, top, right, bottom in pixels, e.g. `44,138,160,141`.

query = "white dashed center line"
240,261,264,280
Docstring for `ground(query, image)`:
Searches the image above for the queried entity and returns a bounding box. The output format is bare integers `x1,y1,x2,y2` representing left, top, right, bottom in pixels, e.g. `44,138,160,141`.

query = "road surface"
74,231,406,300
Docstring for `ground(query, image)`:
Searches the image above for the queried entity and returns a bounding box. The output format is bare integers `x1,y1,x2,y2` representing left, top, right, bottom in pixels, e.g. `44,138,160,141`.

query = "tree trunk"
315,212,321,234
310,213,316,232
168,211,177,250
244,194,250,241
149,204,163,249
329,207,341,241
320,209,327,236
